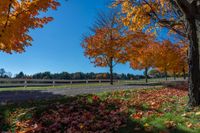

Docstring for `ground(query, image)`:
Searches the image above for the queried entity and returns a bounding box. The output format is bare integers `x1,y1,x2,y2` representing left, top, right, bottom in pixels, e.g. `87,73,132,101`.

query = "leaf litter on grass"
2,82,200,133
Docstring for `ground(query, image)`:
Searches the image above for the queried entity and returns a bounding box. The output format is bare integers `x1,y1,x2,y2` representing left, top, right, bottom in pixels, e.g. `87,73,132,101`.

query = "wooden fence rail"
0,78,113,88
0,77,186,88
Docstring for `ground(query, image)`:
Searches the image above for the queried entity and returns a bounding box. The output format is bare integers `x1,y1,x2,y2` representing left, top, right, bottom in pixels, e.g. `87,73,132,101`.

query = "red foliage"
129,85,188,119
14,97,127,133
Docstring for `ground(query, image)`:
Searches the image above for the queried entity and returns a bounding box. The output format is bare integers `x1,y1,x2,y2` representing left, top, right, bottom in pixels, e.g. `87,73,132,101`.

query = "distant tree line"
0,68,187,80
14,71,144,80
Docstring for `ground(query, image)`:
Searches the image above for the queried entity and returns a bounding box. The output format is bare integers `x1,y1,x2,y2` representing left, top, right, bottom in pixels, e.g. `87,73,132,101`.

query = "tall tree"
113,0,200,106
153,40,178,80
125,32,156,83
168,42,188,80
82,11,127,85
0,0,60,53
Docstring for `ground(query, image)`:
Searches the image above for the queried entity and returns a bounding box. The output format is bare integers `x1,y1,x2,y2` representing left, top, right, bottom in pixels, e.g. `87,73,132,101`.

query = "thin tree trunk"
145,67,148,83
187,17,200,106
165,67,167,81
109,58,113,85
173,71,176,80
183,67,186,80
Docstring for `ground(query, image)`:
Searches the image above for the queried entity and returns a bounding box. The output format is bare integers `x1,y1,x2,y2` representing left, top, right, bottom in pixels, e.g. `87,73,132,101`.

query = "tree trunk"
183,67,186,80
187,17,200,106
109,58,113,85
165,68,167,81
145,67,148,83
173,71,176,80
169,0,200,106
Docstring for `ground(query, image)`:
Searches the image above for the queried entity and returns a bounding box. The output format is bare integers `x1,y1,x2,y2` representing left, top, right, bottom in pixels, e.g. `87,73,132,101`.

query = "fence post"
52,80,55,87
86,80,88,84
99,80,101,83
24,80,27,88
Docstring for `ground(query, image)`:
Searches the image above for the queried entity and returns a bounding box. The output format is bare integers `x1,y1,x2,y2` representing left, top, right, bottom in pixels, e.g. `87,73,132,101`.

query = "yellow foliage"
0,0,60,53
112,0,183,36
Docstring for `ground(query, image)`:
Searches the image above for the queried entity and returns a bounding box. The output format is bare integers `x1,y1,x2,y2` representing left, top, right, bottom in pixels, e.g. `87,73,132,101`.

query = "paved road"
0,84,161,105
45,84,160,96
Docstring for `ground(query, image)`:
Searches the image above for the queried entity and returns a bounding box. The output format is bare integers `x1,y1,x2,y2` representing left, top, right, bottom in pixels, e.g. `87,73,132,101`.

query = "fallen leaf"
164,121,176,128
131,113,143,119
195,112,200,116
144,123,150,127
186,122,193,128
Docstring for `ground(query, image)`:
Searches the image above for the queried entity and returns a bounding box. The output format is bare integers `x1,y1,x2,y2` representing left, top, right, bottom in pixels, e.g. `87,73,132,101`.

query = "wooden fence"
0,78,113,88
0,77,186,88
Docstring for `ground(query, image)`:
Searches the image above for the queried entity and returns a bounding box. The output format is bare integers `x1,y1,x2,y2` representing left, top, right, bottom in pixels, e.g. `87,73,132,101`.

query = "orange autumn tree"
168,45,184,80
113,0,200,106
82,27,127,85
82,11,127,85
178,43,189,79
0,0,60,53
168,43,188,80
153,40,180,80
125,31,156,83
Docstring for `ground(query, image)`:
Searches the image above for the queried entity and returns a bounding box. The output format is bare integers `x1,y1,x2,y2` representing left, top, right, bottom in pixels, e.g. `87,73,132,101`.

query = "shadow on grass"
163,81,188,91
0,90,65,131
0,86,190,133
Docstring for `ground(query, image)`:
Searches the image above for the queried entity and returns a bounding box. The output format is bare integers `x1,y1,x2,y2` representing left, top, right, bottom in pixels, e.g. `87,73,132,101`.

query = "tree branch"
143,0,187,37
172,0,191,16
0,0,13,37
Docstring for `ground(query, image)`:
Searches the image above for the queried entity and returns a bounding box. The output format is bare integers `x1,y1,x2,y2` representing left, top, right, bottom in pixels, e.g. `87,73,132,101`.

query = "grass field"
1,82,199,133
0,83,111,92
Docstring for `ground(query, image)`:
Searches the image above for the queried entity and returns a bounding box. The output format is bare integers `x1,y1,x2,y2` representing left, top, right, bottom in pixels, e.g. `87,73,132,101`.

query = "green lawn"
0,83,111,92
1,83,199,133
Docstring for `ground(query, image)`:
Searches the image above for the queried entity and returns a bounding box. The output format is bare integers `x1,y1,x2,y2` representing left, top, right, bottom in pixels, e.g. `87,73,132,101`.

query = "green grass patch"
0,83,111,92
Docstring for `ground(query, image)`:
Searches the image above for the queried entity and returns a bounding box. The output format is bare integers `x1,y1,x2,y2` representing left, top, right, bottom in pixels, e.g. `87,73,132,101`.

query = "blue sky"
0,0,143,76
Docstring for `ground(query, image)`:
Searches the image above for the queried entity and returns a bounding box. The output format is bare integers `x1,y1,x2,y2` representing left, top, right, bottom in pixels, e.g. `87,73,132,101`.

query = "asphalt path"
0,84,160,104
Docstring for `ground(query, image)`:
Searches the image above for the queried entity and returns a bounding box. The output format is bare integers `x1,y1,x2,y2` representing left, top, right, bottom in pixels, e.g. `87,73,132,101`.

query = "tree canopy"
0,0,60,53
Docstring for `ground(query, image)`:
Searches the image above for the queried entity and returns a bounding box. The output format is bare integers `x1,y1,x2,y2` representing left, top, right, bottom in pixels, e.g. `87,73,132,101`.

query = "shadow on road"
0,90,63,105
